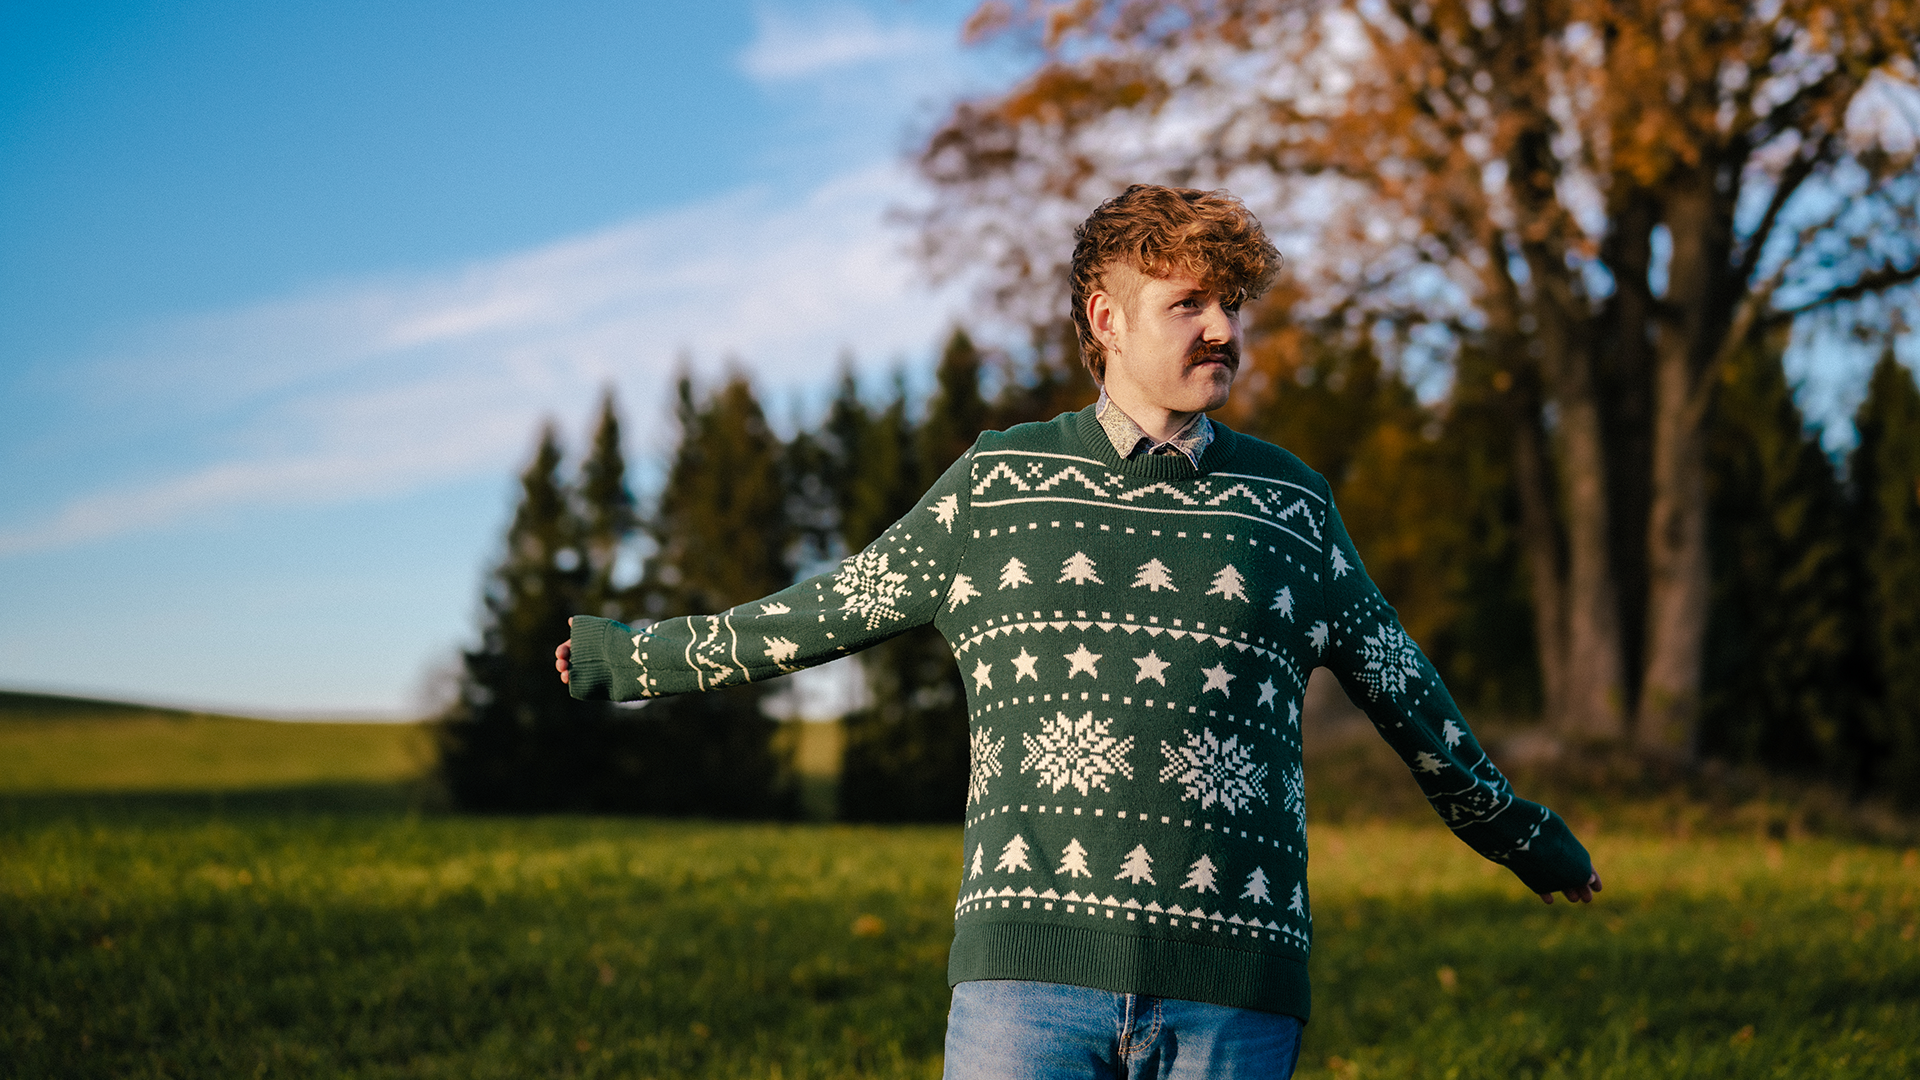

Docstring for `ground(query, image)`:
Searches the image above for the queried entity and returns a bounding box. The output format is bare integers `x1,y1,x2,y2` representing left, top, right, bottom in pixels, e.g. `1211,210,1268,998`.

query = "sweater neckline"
1069,403,1239,479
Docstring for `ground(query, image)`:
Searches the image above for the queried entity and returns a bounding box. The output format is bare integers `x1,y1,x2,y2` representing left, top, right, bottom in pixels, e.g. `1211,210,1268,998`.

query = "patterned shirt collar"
1094,387,1215,468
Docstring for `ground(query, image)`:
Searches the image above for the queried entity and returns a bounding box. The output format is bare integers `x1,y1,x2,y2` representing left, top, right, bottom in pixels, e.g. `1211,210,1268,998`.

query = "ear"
1087,288,1125,352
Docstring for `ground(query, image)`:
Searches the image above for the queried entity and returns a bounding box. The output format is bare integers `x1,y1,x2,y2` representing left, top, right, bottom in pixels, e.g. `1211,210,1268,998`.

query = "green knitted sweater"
566,405,1593,1020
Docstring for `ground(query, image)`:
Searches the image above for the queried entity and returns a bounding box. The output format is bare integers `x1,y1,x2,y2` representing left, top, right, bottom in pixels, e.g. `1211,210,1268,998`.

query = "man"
558,185,1601,1077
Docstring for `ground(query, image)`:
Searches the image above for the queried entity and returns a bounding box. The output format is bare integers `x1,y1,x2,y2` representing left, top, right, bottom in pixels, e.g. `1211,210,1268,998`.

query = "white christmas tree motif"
995,833,1033,873
1181,854,1220,894
758,601,791,616
972,659,994,692
1133,649,1170,685
969,844,985,879
1442,719,1465,748
832,549,912,630
947,573,982,611
1255,678,1278,710
1011,647,1040,682
1063,643,1102,678
1357,621,1422,700
1159,727,1270,815
1281,761,1306,840
998,557,1033,590
1241,866,1272,904
1413,751,1446,774
1288,700,1300,730
1021,711,1136,795
1200,662,1236,697
1131,558,1179,592
1058,552,1104,585
967,726,1006,807
1114,844,1156,885
1269,586,1294,618
1288,882,1306,915
1306,621,1330,654
763,636,800,665
1206,564,1249,602
1330,546,1352,578
1057,838,1092,878
930,493,960,531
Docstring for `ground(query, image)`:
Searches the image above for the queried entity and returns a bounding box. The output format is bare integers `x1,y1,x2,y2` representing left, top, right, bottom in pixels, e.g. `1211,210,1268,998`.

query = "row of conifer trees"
436,328,1920,815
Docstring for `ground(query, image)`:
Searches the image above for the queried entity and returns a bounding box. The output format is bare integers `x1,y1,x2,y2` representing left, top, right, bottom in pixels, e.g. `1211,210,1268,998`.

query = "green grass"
3,696,1918,1077
0,691,428,795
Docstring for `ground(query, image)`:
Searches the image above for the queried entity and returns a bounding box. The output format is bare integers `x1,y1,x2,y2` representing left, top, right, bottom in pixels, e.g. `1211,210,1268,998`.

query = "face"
1091,270,1243,416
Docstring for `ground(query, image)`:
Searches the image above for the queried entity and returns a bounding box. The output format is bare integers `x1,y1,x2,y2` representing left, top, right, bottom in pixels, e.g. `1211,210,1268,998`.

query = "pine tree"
998,557,1032,590
1131,559,1178,592
1058,551,1102,585
995,833,1033,873
1113,844,1156,884
437,425,601,810
1699,335,1866,782
1241,866,1271,904
627,375,799,818
1206,564,1249,602
1057,838,1092,877
1270,586,1294,618
1288,882,1306,915
836,363,973,822
1854,352,1920,804
578,387,637,618
1180,854,1218,894
969,844,986,879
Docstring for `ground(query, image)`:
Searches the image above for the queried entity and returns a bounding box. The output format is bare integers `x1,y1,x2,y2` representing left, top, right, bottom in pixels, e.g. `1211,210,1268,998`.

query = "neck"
1103,385,1202,443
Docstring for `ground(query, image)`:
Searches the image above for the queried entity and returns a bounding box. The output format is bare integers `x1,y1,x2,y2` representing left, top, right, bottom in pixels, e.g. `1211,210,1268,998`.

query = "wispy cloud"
738,4,939,82
0,164,961,557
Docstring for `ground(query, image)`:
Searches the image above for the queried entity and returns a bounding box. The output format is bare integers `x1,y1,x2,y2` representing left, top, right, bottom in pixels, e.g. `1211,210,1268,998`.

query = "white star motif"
1011,648,1041,682
1133,650,1170,685
1255,678,1278,710
973,659,994,692
1201,663,1236,697
1064,643,1102,678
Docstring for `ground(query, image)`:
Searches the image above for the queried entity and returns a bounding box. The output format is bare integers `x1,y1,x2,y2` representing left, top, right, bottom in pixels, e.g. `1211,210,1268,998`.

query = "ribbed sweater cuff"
565,617,620,701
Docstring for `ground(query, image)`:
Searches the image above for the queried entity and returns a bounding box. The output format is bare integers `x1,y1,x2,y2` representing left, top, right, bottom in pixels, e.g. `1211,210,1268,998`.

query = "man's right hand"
555,619,573,684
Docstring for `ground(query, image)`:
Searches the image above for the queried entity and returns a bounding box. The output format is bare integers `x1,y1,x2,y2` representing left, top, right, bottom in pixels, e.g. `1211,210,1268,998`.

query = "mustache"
1186,339,1240,370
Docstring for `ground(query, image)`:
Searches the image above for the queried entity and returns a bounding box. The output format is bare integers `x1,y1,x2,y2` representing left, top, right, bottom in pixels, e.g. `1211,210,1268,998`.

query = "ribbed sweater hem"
948,921,1311,1022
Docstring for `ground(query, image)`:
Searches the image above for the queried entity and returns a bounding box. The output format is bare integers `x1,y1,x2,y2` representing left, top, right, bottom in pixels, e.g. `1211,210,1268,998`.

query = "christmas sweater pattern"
566,406,1593,1019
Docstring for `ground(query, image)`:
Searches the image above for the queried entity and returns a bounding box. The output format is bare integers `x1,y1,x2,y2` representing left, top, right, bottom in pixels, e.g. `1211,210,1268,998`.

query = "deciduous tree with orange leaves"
913,0,1920,757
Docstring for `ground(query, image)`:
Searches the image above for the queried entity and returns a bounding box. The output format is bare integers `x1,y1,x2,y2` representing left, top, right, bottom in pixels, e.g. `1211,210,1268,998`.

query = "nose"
1200,300,1237,345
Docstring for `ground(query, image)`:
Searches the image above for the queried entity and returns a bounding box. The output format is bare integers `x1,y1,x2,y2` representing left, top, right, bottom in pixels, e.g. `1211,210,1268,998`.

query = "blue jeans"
943,979,1304,1080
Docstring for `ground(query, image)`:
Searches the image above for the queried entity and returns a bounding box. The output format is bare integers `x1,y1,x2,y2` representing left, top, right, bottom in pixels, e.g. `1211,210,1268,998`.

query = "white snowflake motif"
1281,761,1306,840
832,548,912,630
1021,711,1136,796
1159,728,1270,815
967,726,1006,807
1357,621,1422,700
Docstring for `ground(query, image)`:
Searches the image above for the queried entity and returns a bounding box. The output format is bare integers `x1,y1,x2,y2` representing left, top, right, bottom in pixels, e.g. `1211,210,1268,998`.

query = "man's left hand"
1539,870,1603,904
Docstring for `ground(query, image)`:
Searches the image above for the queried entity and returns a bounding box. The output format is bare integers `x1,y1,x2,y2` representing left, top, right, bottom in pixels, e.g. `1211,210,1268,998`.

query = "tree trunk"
1635,177,1727,756
1509,367,1570,722
1529,263,1631,741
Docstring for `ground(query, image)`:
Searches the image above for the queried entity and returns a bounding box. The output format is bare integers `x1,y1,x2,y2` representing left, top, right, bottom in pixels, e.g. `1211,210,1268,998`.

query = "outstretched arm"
1316,492,1600,901
561,449,976,702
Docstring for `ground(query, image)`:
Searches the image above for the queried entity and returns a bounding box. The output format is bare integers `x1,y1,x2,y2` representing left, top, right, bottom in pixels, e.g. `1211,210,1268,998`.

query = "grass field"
4,696,1918,1077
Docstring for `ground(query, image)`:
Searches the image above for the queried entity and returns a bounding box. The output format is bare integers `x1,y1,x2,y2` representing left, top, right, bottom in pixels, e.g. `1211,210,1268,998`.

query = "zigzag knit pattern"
567,405,1592,1019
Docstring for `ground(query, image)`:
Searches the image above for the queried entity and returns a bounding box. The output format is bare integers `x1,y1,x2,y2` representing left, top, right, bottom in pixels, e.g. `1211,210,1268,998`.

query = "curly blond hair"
1069,185,1281,382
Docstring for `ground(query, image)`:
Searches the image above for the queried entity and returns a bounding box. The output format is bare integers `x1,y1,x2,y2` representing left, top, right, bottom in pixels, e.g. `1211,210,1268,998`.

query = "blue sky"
0,0,1016,715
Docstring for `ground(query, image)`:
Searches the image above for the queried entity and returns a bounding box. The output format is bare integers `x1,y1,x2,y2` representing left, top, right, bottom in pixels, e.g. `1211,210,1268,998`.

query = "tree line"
436,317,1920,815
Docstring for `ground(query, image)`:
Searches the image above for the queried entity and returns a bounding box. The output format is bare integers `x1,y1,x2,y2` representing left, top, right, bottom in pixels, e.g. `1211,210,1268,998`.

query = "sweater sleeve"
567,449,975,703
1317,492,1593,895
